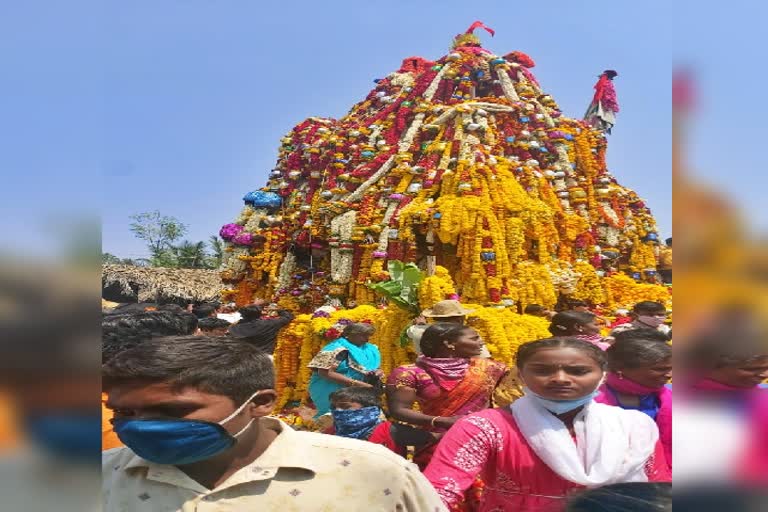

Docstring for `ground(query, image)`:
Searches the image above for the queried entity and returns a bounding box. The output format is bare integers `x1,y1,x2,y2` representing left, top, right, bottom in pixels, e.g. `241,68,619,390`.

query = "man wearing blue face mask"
102,335,446,512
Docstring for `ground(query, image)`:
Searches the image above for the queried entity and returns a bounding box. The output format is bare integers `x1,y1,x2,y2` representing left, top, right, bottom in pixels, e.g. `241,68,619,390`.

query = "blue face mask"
112,390,262,465
24,413,102,462
523,387,601,415
331,406,382,440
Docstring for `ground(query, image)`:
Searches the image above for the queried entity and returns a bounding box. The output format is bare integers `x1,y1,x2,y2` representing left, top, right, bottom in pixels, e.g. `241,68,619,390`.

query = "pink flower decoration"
219,223,243,241
233,232,253,246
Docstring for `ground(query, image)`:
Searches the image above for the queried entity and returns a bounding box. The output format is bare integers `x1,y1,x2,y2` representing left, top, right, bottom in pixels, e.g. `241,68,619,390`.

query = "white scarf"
510,395,658,487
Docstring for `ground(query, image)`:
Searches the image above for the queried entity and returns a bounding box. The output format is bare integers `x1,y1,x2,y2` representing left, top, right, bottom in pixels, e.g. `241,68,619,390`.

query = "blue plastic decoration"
433,212,442,219
506,136,516,143
490,58,506,66
361,150,375,159
565,134,574,141
243,191,282,209
644,233,659,242
520,116,530,123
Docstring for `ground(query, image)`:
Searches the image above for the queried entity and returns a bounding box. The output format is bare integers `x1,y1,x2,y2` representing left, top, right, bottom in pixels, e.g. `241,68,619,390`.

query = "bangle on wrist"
430,416,441,428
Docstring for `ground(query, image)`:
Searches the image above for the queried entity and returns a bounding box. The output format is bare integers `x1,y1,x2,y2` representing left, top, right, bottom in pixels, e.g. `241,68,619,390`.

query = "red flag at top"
465,21,495,37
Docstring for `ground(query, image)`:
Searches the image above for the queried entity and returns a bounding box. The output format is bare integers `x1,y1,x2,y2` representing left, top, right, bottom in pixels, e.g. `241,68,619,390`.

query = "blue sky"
2,1,683,259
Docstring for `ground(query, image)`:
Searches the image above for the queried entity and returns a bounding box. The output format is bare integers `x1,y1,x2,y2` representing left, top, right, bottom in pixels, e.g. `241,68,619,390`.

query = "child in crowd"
327,387,406,457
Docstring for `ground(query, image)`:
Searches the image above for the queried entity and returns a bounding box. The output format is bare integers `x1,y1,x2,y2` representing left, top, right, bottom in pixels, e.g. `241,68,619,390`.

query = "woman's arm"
317,368,372,388
386,385,457,430
423,414,498,510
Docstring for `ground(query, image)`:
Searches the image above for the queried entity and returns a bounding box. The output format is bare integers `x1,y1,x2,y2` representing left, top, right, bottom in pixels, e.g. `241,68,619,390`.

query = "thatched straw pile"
102,264,223,303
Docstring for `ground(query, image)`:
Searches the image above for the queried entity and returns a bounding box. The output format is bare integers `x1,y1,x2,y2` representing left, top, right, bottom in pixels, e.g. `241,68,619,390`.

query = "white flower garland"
330,211,357,284
343,155,396,203
377,202,399,253
276,252,296,291
497,68,521,102
425,229,436,276
227,247,250,277
235,205,255,226
389,72,416,89
243,208,267,233
424,63,449,100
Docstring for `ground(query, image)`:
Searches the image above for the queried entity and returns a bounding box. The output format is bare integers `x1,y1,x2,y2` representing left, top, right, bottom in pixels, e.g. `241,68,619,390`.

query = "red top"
326,421,406,458
424,408,670,512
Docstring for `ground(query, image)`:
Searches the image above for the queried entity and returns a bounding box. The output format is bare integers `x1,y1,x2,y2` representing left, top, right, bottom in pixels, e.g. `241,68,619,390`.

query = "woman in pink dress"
595,331,672,470
424,337,670,512
386,323,514,470
550,311,611,350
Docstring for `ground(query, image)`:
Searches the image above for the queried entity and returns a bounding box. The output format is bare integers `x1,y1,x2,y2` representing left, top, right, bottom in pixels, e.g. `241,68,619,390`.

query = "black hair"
569,299,588,308
419,322,474,357
566,482,671,512
606,337,672,370
102,336,275,404
632,301,667,315
329,387,381,408
157,304,185,314
341,322,376,339
665,237,672,247
549,311,596,336
524,304,545,315
613,327,671,344
516,337,607,370
198,317,232,332
192,304,217,319
239,304,263,321
102,310,198,363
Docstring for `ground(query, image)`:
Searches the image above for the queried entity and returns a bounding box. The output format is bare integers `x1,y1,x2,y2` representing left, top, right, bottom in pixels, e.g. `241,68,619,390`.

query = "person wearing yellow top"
102,336,446,512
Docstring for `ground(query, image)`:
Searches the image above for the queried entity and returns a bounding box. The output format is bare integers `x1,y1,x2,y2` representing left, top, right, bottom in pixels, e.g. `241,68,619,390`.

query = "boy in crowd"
102,336,445,511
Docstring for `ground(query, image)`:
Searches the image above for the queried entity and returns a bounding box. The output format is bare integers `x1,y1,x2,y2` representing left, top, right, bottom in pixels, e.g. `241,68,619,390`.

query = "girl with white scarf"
424,337,670,512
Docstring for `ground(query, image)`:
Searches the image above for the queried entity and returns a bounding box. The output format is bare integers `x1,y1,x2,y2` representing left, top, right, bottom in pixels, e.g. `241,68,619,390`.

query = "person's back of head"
568,300,588,310
238,304,263,322
157,304,185,314
198,317,232,335
549,311,596,336
524,304,545,316
192,304,217,319
566,483,671,512
102,310,198,363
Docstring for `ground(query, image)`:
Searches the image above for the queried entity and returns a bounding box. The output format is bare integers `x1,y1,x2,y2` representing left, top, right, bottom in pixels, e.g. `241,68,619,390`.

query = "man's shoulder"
294,430,412,468
102,446,137,470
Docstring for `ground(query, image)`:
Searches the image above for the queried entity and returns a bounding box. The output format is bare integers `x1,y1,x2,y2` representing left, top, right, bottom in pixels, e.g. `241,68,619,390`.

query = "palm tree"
208,235,224,269
173,240,208,269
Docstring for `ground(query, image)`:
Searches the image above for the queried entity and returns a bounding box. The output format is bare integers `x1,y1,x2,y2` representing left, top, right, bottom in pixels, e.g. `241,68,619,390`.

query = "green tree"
102,252,122,264
207,235,224,269
173,240,208,269
129,211,187,267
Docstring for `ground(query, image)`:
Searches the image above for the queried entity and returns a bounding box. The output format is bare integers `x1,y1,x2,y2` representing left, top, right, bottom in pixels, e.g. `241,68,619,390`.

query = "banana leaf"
369,260,424,313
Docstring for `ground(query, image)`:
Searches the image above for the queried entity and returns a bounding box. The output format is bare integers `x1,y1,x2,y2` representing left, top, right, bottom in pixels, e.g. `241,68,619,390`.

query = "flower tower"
220,22,664,314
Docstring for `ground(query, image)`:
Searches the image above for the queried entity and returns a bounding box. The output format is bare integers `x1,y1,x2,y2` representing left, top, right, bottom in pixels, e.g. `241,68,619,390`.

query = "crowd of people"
100,293,764,511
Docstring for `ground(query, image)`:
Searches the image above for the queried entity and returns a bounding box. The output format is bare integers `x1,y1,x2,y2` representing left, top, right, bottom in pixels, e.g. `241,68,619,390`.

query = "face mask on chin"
520,373,606,415
637,315,665,328
112,390,264,466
